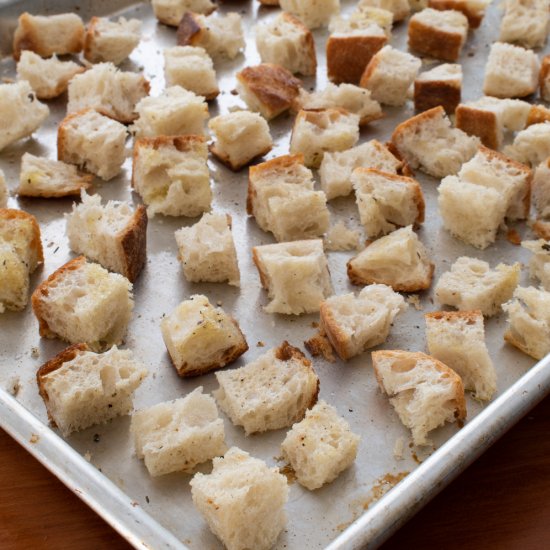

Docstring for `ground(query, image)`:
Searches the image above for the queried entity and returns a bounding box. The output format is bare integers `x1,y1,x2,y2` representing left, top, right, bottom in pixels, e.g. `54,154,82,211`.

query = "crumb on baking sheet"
507,228,521,245
393,437,405,460
279,463,297,484
406,294,422,311
31,346,40,359
5,376,20,396
29,433,39,444
256,341,265,347
304,333,336,362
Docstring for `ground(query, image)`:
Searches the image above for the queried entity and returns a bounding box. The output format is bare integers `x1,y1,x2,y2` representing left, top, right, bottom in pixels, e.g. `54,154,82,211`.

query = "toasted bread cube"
522,239,550,291
214,341,319,434
372,350,466,446
18,153,93,198
428,0,490,28
324,222,361,251
84,16,141,65
540,55,550,101
414,63,462,114
153,0,216,26
236,63,302,120
253,240,332,315
360,45,421,106
57,109,127,181
483,42,540,99
132,135,211,217
31,256,133,351
209,111,273,170
131,388,226,476
347,226,434,291
352,168,425,238
37,344,146,436
13,12,84,60
357,0,410,21
391,106,479,178
0,171,7,208
0,81,49,152
503,123,550,167
499,0,550,49
503,286,550,359
65,191,147,282
281,401,360,490
532,157,550,218
174,213,240,285
190,447,289,550
290,108,360,168
0,242,31,314
279,0,340,29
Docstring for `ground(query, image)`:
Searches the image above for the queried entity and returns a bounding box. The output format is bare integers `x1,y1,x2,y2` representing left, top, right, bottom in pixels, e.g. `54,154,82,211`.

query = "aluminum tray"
1,1,550,548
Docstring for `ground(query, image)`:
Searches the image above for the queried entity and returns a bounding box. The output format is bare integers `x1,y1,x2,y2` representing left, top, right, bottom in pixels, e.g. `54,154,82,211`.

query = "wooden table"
1,395,549,550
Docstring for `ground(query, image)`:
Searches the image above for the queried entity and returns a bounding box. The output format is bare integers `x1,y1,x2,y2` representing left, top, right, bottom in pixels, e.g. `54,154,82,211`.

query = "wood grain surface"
1,395,549,550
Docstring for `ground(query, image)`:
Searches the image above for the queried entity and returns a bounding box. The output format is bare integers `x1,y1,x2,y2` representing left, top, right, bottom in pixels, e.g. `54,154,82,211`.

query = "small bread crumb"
31,346,40,358
256,341,265,347
5,376,20,396
507,229,521,245
29,433,40,444
84,451,92,462
304,333,336,362
393,437,405,460
406,294,422,311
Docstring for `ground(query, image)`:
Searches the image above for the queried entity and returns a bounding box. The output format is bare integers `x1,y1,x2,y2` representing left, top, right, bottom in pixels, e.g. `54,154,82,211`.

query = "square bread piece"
131,86,209,138
347,225,434,292
289,108,360,168
37,343,147,437
502,286,550,360
320,140,402,200
435,256,520,316
414,63,462,114
371,350,466,446
161,295,248,377
357,0,410,22
247,154,330,242
425,310,496,400
499,0,550,49
279,0,340,29
16,51,84,100
256,12,317,76
253,239,333,315
131,387,226,476
214,341,319,434
0,170,7,207
18,153,93,198
0,81,49,152
319,284,407,360
281,400,360,490
13,12,85,60
65,191,147,282
391,106,480,178
427,0,490,28
236,63,302,120
532,157,550,218
360,45,421,106
31,256,133,351
408,8,468,62
503,123,550,167
483,42,540,99
164,46,219,100
190,447,289,550
84,16,141,65
57,109,127,181
209,111,273,170
522,239,550,291
132,135,212,217
152,0,216,27
174,212,240,285
352,168,425,239
540,55,550,102
67,62,150,124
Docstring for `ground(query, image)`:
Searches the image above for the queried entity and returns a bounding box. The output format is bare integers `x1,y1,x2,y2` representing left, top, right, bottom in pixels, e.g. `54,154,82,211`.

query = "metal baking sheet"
1,1,549,549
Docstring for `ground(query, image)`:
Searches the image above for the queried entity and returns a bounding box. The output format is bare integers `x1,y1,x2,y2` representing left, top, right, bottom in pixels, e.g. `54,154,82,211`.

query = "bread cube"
253,240,332,314
347,226,434,291
428,0,490,28
290,108,360,168
532,157,550,218
16,51,84,100
65,191,147,282
499,0,550,49
281,401,360,490
504,122,550,167
236,63,302,120
279,0,340,29
372,350,466,446
132,135,211,217
0,81,49,152
503,286,550,360
31,256,133,351
174,213,240,285
345,6,395,37
320,140,402,200
324,222,361,251
391,106,479,178
357,0,410,21
540,55,550,101
522,240,550,291
57,109,127,181
13,12,85,60
256,12,317,76
483,42,540,99
132,86,209,138
161,295,248,377
37,344,147,436
352,168,425,238
190,447,289,550
414,63,462,114
153,0,216,27
360,45,421,106
214,341,319,434
84,16,141,65
209,111,273,170
18,153,93,198
247,154,330,241
131,387,226,476
0,171,7,208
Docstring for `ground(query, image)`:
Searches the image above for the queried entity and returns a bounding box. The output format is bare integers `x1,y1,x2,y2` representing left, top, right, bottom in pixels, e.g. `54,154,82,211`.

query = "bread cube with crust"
0,171,7,208
414,63,462,114
279,0,340,29
152,0,216,27
428,0,490,28
357,0,410,21
503,123,550,167
499,0,550,49
522,239,550,291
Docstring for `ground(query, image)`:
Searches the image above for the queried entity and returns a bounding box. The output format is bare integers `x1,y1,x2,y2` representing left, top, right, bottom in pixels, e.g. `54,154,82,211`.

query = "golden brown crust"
304,331,336,362
358,53,380,89
251,246,269,289
414,77,461,115
526,105,550,127
83,16,100,62
455,104,499,150
118,205,147,282
209,142,272,171
176,12,204,43
391,106,445,150
57,109,95,164
408,18,464,62
424,309,482,325
0,208,44,266
428,0,484,28
532,219,550,240
539,55,550,100
318,301,351,361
